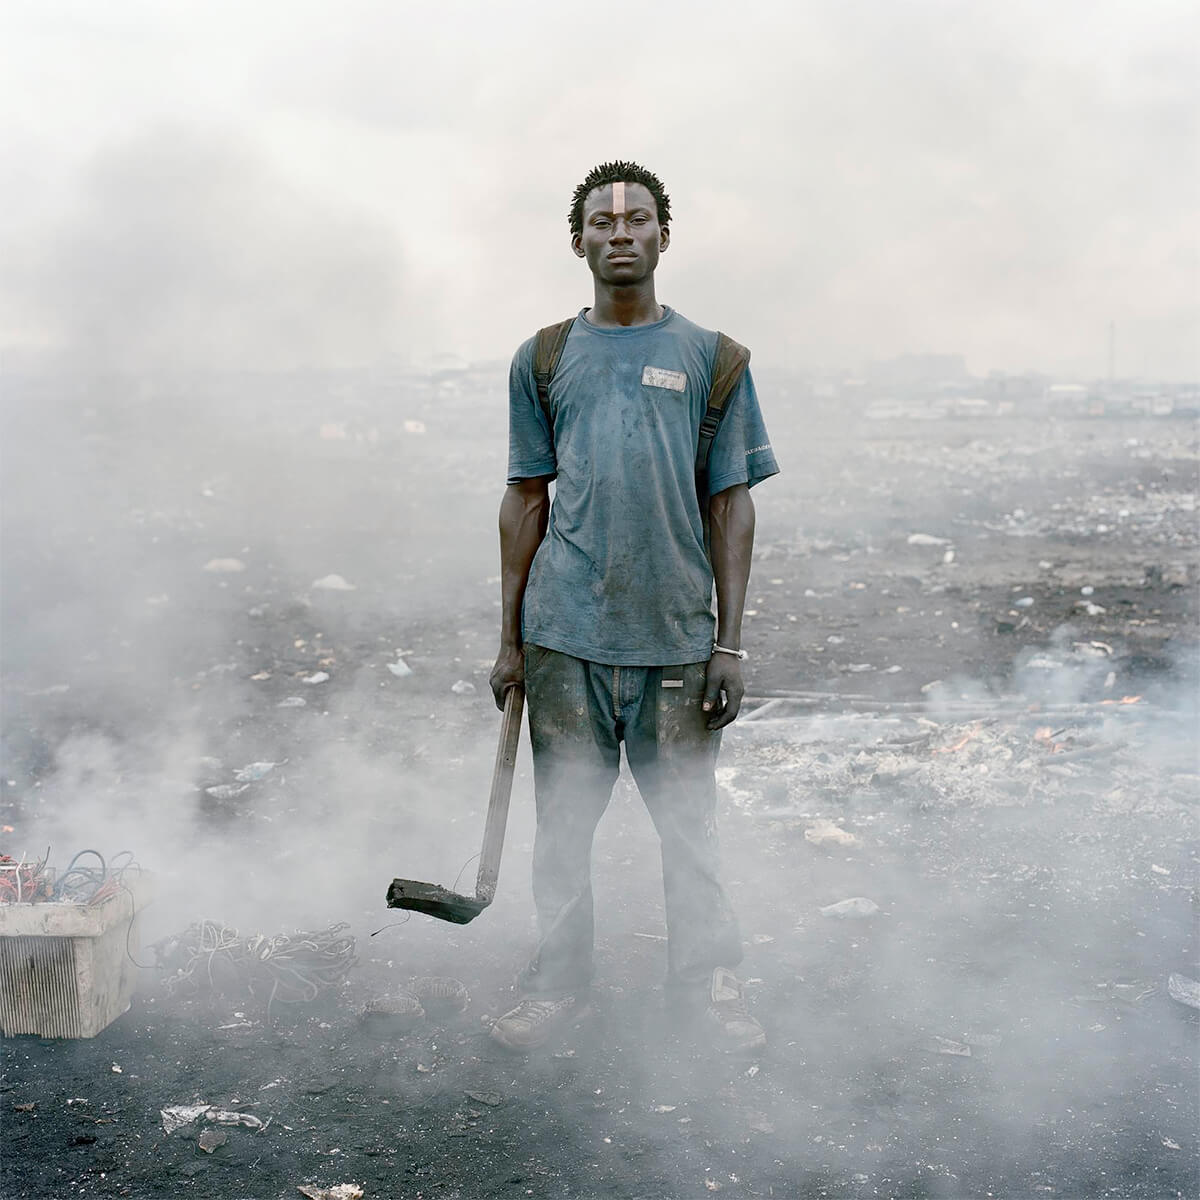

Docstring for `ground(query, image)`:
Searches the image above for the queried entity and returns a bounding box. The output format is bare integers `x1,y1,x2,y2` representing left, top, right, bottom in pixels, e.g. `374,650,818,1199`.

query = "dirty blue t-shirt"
507,307,779,666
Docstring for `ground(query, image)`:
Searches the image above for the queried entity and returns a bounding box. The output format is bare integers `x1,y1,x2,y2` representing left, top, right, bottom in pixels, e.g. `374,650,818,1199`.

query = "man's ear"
571,233,586,258
659,226,670,252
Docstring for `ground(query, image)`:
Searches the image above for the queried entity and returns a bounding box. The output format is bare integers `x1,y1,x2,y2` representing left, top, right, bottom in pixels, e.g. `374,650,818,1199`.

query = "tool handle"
475,684,524,901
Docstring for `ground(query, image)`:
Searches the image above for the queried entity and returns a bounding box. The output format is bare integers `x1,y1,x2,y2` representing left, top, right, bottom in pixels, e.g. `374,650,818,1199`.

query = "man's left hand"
703,655,744,731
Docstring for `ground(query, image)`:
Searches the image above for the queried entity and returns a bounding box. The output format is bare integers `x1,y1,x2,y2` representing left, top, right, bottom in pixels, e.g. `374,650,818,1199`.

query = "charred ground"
1,369,1196,1198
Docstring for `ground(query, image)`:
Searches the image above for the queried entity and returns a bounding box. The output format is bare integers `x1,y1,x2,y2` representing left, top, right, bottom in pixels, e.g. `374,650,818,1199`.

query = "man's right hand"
489,644,525,710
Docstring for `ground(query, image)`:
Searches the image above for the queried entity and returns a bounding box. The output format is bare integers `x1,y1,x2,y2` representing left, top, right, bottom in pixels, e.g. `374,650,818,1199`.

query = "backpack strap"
696,332,750,476
532,318,576,429
697,332,751,550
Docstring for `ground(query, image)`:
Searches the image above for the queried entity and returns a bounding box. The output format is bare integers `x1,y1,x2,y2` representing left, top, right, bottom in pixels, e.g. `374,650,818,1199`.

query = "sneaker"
699,967,766,1054
489,994,590,1052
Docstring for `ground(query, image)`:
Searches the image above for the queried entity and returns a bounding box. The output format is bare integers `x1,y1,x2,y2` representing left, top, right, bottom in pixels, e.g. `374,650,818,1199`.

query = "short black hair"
569,161,671,235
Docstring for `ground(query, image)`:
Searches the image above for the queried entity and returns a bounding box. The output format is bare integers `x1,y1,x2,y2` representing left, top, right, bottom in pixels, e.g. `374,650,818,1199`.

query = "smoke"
3,123,405,372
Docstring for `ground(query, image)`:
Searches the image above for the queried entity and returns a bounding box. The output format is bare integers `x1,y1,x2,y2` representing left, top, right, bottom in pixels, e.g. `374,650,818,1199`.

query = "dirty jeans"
518,644,743,1000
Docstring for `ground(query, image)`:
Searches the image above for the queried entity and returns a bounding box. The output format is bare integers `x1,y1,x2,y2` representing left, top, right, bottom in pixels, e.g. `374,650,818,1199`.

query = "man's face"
572,181,669,284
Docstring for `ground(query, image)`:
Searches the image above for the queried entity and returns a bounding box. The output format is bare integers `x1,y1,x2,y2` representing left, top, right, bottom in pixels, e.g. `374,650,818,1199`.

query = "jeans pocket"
523,643,551,678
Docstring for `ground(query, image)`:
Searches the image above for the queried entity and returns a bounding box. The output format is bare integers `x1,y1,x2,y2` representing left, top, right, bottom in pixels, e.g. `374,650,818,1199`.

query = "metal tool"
386,685,524,924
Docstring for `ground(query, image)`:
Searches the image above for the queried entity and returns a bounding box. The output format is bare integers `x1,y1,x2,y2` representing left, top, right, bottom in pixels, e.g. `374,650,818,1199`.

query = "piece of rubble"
804,821,861,849
278,696,307,708
205,1109,264,1130
907,533,951,546
1167,973,1200,1010
464,1089,502,1107
818,897,880,919
161,1104,212,1135
362,991,425,1027
197,1127,228,1153
234,761,284,782
450,680,476,695
298,1186,364,1200
387,659,414,678
303,671,330,685
204,784,249,802
411,976,470,1014
311,574,357,592
921,1035,971,1057
203,558,246,573
1014,596,1035,608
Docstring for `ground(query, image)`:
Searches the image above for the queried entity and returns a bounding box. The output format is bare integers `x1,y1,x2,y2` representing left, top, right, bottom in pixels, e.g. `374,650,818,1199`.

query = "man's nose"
608,218,633,242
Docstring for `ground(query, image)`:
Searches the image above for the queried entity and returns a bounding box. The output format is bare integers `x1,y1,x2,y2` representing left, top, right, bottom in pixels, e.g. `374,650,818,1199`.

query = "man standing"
488,162,778,1054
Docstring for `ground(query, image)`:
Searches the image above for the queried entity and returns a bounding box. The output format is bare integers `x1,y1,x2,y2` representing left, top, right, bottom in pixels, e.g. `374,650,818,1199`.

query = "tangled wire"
0,849,138,905
158,920,357,1017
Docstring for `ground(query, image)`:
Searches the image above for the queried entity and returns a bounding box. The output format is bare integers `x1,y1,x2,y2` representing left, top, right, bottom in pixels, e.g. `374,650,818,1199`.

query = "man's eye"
632,215,647,224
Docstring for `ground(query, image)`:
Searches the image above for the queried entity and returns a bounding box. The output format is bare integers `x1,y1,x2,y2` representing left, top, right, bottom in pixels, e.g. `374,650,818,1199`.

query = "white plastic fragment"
387,659,414,678
922,1035,971,1057
161,1104,212,1134
205,784,250,801
907,533,951,546
303,672,330,685
1167,973,1200,1010
278,696,307,708
205,1109,264,1129
234,761,283,782
311,574,357,592
203,558,246,573
819,897,880,919
450,680,476,695
298,1185,364,1200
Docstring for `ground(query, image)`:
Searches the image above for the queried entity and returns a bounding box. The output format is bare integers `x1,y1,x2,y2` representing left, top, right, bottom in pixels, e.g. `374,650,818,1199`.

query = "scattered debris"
907,533,951,546
161,1104,212,1135
1167,973,1200,1010
206,1109,265,1130
311,574,357,591
464,1090,502,1107
361,991,425,1027
804,820,861,849
277,696,308,708
298,1185,364,1200
411,976,470,1014
922,1036,972,1057
234,760,284,782
387,658,414,677
197,1127,228,1153
819,897,881,919
450,679,476,695
203,558,246,573
203,783,249,802
159,921,356,1013
303,671,330,685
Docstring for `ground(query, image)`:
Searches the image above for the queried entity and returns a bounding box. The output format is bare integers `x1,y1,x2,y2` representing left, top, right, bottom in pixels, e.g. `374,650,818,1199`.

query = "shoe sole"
489,1003,593,1053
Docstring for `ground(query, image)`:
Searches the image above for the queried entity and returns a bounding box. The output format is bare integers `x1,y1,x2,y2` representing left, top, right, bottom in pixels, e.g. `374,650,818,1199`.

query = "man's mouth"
607,251,637,260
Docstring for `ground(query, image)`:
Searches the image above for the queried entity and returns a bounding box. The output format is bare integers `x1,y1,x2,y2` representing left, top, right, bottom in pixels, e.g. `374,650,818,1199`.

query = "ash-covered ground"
1,368,1197,1198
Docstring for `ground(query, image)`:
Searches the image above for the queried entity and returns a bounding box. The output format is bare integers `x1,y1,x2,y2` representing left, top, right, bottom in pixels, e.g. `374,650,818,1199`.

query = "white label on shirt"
642,366,687,392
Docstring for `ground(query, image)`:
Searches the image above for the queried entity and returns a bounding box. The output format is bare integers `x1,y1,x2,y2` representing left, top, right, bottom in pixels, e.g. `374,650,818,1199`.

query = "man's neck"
586,280,664,328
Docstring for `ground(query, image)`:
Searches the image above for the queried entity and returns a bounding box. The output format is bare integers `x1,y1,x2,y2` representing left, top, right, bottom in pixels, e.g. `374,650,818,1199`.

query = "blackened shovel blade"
386,878,489,925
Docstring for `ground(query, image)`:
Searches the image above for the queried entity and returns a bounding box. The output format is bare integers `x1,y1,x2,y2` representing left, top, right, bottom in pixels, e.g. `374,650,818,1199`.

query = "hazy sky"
1,0,1196,378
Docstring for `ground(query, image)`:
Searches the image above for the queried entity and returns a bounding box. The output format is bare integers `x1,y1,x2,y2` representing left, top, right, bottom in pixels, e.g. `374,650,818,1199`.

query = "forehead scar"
612,181,625,214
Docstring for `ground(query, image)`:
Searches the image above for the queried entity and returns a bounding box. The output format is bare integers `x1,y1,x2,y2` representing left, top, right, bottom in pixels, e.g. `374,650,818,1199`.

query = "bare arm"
489,476,552,708
703,483,755,729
